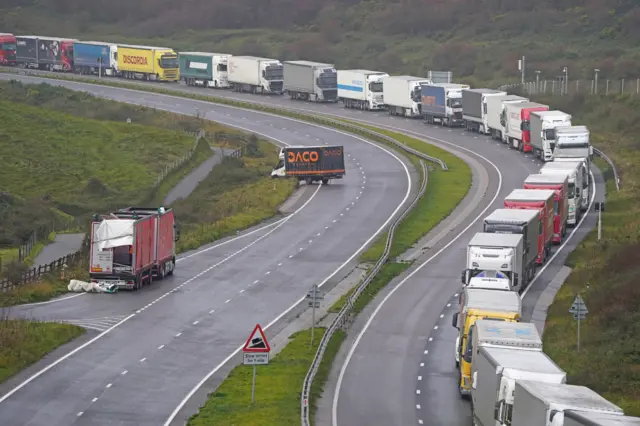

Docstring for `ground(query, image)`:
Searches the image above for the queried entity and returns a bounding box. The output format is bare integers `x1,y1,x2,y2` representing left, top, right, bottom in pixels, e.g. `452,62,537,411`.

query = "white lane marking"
420,362,424,367
224,299,231,304
106,383,112,388
176,332,182,337
193,321,199,325
239,289,245,294
209,310,215,314
140,358,146,363
417,404,421,409
440,314,444,318
17,292,86,307
278,263,282,266
424,350,428,355
418,376,422,381
77,412,83,417
158,345,165,350
434,326,438,330
265,271,271,275
121,370,127,376
253,280,259,284
428,337,433,342
416,390,421,395
92,397,98,402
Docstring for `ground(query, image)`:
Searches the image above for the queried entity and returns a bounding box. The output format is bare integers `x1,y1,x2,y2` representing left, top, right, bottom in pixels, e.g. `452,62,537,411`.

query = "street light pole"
563,67,568,95
594,69,600,94
535,71,540,93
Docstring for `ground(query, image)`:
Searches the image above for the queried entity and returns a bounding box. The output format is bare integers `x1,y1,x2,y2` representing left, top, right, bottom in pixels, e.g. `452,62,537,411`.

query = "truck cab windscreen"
319,74,337,89
544,128,556,140
1,43,16,51
160,56,179,69
447,98,462,108
568,182,576,198
554,199,559,215
369,81,383,92
264,68,283,80
411,88,421,102
484,223,523,234
522,121,531,131
217,63,227,71
274,159,284,169
557,142,590,149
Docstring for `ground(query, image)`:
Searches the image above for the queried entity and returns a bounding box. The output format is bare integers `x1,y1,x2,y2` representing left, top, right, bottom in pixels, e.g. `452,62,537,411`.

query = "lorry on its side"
116,44,179,82
228,55,283,94
337,69,388,110
451,288,522,397
540,161,585,225
503,189,555,265
504,101,549,152
510,380,624,426
271,145,345,185
530,110,572,161
486,94,528,141
382,75,432,118
564,411,640,426
90,207,180,291
524,173,570,244
461,232,529,294
461,88,507,134
178,52,231,88
421,83,470,127
73,41,117,76
16,35,76,71
284,60,338,102
0,33,16,66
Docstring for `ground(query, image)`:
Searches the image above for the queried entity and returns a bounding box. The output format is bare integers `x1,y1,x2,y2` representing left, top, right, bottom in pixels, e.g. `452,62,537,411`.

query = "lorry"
540,161,586,224
504,189,555,265
116,44,179,82
284,60,337,102
554,125,593,160
178,52,231,88
530,110,572,161
228,55,283,94
73,41,117,76
509,380,624,426
524,173,570,244
564,411,640,426
486,94,528,141
271,145,345,185
461,88,507,134
421,83,470,127
461,232,530,293
16,35,76,71
90,207,180,291
451,288,522,397
337,69,388,110
503,101,549,152
382,75,432,118
0,33,16,66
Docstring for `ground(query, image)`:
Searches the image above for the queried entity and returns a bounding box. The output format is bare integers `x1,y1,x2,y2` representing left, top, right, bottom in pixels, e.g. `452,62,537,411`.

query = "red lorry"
89,207,180,291
503,189,555,265
523,173,569,244
0,33,16,66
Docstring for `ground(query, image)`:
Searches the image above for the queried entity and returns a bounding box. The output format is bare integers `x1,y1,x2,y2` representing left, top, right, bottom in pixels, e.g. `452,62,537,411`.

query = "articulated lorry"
524,173,570,244
16,35,76,71
530,110,572,161
540,162,585,225
504,189,555,265
271,145,345,185
503,101,549,152
73,41,118,76
228,55,283,94
0,33,16,66
510,381,624,426
421,83,470,127
337,69,388,110
564,411,640,426
452,288,522,397
179,52,231,88
116,44,179,81
284,60,338,102
90,207,180,291
462,88,507,134
486,94,528,141
382,75,432,118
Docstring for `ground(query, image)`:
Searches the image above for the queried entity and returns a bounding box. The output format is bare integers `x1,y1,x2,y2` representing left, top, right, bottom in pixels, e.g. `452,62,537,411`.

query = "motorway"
0,74,413,426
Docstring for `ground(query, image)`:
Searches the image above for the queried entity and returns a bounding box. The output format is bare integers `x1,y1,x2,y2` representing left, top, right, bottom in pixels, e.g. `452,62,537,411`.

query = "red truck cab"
523,174,569,244
0,33,17,66
60,40,74,71
521,105,549,153
504,189,555,264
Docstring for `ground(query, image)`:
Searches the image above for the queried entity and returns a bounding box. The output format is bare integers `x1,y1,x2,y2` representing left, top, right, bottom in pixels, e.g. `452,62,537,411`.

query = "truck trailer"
271,145,345,185
461,88,507,134
73,41,117,76
530,110,572,161
0,33,16,66
228,55,283,94
421,83,470,127
337,69,388,110
564,411,640,426
16,35,76,71
540,162,585,224
504,101,549,152
284,60,338,102
510,381,624,426
116,44,179,82
90,207,179,290
179,52,231,88
524,173,570,244
486,94,528,141
382,75,432,118
504,189,555,265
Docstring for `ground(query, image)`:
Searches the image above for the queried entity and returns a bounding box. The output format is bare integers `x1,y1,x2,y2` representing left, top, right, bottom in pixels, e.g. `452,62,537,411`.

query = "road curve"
0,74,413,426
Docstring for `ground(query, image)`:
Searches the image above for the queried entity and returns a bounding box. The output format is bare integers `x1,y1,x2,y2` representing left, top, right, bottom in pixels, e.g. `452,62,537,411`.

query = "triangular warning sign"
242,324,271,353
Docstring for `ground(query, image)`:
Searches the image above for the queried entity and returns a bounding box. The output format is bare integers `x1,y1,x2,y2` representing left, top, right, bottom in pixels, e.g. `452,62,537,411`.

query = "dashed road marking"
225,299,231,304
158,345,165,350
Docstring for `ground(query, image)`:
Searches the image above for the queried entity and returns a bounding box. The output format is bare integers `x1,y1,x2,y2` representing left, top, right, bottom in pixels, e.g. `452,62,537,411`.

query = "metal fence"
499,78,640,96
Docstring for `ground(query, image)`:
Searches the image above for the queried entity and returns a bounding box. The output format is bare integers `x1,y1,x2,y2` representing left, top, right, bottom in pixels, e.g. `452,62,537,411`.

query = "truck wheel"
157,263,166,280
305,178,313,185
322,178,329,185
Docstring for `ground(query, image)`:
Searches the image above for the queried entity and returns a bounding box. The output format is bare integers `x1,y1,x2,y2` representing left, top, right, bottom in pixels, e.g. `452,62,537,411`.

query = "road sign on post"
242,324,271,404
569,294,588,352
306,284,325,347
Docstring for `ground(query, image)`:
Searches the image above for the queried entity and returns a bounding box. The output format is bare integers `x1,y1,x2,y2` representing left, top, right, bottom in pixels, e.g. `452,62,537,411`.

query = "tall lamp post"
563,67,568,95
535,70,541,93
594,68,600,95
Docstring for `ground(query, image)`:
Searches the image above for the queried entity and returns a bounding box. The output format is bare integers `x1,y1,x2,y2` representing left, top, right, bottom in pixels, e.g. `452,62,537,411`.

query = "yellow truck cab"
451,287,522,397
116,44,179,82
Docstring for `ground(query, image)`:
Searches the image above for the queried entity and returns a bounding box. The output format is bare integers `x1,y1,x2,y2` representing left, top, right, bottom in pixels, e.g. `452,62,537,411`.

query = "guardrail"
593,148,620,191
300,160,429,425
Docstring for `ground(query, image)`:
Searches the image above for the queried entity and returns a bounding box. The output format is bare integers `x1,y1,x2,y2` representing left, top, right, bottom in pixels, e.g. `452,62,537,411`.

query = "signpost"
306,284,325,347
569,294,588,352
242,323,271,404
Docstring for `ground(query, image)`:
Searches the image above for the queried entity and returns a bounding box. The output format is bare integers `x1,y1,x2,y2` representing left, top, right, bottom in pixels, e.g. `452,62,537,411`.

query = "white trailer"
462,89,507,134
564,411,640,426
540,162,584,225
510,381,624,426
530,110,572,161
486,94,528,141
337,69,388,110
228,55,283,94
503,101,549,151
382,75,432,118
284,60,338,102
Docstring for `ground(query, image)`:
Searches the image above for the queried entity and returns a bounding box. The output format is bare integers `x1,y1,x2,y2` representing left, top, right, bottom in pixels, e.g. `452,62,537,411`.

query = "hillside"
2,1,640,83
